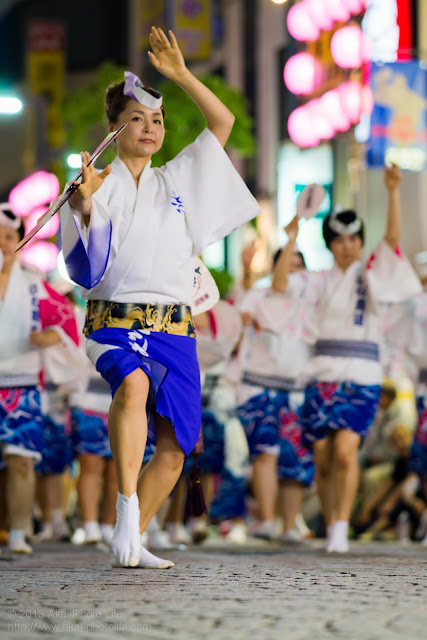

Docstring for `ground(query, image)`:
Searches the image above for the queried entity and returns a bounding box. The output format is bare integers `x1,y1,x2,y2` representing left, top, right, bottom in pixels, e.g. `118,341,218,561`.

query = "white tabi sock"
111,536,174,569
327,520,349,553
111,492,140,567
84,521,101,543
101,524,114,546
9,529,32,553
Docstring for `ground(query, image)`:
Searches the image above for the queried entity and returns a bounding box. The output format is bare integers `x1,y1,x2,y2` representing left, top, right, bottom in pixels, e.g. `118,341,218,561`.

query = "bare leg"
165,476,187,524
77,455,104,522
333,429,362,522
251,452,279,522
279,479,305,532
108,368,149,496
100,458,118,525
108,369,149,566
0,469,8,535
137,416,185,533
6,455,35,552
313,436,336,527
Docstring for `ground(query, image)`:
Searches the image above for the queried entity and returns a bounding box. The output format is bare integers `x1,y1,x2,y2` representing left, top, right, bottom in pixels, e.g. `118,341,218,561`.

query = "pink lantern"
288,105,320,148
283,52,324,95
324,0,351,22
308,99,336,140
304,0,335,31
9,171,60,218
21,241,59,273
338,81,362,124
342,0,367,14
286,1,320,42
318,89,351,132
25,207,60,239
331,25,364,69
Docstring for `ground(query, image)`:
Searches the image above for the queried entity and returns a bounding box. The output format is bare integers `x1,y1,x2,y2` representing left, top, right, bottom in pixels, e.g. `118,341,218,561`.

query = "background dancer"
296,165,421,552
60,27,260,568
0,204,79,553
236,218,313,541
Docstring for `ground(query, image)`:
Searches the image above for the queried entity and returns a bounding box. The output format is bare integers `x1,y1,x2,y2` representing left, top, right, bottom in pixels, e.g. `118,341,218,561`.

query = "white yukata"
0,262,81,465
191,300,249,519
296,241,422,444
404,293,427,478
235,282,315,486
60,128,260,455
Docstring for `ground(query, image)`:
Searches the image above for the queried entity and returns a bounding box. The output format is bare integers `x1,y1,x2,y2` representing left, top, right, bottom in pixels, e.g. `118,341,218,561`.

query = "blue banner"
367,62,427,171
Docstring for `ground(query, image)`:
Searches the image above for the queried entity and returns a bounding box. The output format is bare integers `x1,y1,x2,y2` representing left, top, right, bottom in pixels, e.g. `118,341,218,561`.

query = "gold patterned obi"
83,300,195,338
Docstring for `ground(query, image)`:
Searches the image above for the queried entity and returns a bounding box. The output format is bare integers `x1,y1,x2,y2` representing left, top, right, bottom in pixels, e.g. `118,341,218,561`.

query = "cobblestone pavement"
0,540,426,640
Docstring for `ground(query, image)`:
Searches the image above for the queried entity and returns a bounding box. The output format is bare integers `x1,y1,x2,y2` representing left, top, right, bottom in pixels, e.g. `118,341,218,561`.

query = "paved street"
1,540,426,639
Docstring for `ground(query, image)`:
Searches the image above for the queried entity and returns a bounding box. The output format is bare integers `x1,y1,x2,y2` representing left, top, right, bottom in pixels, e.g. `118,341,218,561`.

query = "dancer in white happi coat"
189,300,249,542
0,205,81,553
398,289,427,542
283,165,421,552
236,222,314,541
60,28,260,568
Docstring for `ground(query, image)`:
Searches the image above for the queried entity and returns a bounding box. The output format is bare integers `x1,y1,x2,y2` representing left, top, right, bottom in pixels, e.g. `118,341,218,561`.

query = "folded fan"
15,123,127,252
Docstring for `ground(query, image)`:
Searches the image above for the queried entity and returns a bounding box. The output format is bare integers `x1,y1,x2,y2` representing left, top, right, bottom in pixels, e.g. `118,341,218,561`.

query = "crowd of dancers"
1,28,427,567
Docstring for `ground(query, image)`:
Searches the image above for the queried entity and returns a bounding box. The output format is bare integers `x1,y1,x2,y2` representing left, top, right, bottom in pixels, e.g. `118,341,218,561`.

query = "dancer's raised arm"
384,163,401,251
148,27,234,147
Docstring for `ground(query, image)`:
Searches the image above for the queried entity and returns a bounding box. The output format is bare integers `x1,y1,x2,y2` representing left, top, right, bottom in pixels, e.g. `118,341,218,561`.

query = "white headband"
0,203,21,231
328,209,362,236
123,71,163,109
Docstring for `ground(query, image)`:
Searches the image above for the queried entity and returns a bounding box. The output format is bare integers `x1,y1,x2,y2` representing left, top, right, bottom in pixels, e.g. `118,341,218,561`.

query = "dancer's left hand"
148,27,187,81
384,163,401,191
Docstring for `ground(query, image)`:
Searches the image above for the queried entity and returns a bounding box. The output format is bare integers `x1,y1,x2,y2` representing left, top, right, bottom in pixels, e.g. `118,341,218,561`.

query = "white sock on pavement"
101,524,114,546
84,521,101,543
327,520,349,553
111,534,174,569
9,529,32,553
111,492,140,567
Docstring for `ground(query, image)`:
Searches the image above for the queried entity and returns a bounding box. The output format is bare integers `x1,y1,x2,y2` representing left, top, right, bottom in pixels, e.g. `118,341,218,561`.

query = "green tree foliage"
62,62,255,166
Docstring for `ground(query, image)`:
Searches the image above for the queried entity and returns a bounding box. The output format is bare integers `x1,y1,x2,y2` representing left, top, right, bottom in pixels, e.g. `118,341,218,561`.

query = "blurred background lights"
330,24,365,68
67,153,82,169
288,104,320,147
0,96,22,114
304,0,334,31
57,250,74,285
9,171,60,217
324,0,351,22
283,52,324,95
22,241,59,273
25,207,60,239
286,1,319,42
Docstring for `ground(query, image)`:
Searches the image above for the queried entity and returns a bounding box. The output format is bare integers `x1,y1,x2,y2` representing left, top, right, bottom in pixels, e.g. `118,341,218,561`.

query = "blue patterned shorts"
71,408,112,459
408,395,427,476
277,392,314,487
237,390,289,459
299,381,381,446
0,386,44,468
36,415,73,474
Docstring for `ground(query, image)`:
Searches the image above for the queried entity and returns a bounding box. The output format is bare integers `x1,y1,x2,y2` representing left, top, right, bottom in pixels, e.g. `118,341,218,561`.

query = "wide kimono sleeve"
365,240,422,303
254,274,310,335
164,128,261,256
38,282,89,390
59,183,113,290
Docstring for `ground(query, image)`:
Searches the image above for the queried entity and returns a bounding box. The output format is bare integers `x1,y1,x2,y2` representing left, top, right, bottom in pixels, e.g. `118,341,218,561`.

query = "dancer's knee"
114,369,149,410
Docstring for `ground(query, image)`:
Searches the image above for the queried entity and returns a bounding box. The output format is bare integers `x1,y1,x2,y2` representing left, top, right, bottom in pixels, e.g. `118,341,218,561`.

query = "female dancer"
293,166,421,552
60,27,259,568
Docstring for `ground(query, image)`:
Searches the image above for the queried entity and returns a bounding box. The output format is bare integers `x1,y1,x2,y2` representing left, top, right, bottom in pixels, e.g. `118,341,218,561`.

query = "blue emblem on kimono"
171,192,185,214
